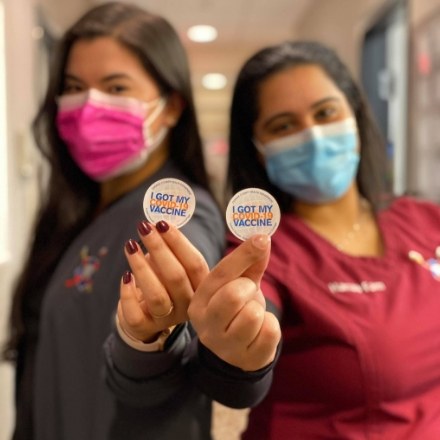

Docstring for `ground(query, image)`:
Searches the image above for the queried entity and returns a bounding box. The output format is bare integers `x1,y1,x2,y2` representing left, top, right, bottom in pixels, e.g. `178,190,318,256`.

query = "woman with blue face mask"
97,39,440,439
223,41,440,439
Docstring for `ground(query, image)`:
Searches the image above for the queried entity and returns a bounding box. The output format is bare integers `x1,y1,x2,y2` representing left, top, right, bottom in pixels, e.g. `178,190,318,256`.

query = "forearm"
104,323,194,408
189,338,282,409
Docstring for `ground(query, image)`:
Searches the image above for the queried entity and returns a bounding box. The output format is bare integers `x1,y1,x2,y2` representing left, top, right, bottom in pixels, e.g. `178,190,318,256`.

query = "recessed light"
202,73,227,90
187,25,218,43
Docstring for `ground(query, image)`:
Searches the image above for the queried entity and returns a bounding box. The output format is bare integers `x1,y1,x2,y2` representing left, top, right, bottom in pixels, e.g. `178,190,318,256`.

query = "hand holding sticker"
118,178,201,345
143,178,196,228
225,188,280,240
189,188,282,371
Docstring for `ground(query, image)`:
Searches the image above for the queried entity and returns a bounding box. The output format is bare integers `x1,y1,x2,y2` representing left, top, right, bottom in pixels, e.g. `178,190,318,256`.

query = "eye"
107,84,129,94
61,82,84,95
314,105,340,122
267,119,298,135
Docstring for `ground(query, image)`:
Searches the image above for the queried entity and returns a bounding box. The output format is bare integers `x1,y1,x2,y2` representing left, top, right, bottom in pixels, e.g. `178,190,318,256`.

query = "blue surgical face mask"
255,118,360,204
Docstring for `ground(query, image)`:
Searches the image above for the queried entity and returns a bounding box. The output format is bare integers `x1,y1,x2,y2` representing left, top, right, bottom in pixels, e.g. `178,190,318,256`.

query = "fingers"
201,297,265,349
137,224,193,310
137,220,209,292
194,234,271,308
117,271,158,342
124,239,174,320
219,309,281,371
202,277,266,333
150,221,210,290
240,235,272,285
199,302,281,371
123,220,209,325
243,311,281,369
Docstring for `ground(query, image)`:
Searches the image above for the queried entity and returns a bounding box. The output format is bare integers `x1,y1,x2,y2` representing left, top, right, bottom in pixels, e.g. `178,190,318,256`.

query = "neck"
97,144,168,214
293,184,363,229
293,184,382,256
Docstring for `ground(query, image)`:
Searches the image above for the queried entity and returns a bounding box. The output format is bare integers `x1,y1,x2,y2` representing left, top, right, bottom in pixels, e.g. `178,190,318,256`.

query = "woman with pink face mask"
2,3,279,440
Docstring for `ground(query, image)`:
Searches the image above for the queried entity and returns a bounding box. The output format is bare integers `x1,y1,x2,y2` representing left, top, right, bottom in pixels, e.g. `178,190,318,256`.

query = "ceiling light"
202,73,227,90
187,25,218,43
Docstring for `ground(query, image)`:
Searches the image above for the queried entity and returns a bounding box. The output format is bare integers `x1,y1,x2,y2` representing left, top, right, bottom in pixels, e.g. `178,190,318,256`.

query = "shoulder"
181,184,225,268
270,214,306,264
163,163,222,221
192,185,222,217
383,196,440,229
388,195,439,211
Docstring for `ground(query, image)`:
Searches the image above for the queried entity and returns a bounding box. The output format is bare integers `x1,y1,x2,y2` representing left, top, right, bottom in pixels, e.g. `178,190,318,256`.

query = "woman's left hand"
118,221,210,343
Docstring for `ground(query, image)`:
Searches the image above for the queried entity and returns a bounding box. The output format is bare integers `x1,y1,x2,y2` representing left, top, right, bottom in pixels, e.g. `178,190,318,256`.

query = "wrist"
115,315,176,352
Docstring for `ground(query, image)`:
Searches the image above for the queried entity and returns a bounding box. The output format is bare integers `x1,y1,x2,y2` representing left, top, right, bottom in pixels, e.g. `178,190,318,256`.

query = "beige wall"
294,0,394,78
39,0,92,32
1,0,41,436
294,0,440,77
411,0,440,26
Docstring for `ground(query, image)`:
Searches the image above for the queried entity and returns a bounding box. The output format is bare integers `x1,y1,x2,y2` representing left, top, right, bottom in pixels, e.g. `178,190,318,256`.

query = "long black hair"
227,40,391,213
3,2,208,360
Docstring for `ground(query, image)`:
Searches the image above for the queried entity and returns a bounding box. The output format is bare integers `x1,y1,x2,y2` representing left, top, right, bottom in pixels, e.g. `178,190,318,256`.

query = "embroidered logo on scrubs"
408,247,440,281
65,246,108,292
328,281,386,294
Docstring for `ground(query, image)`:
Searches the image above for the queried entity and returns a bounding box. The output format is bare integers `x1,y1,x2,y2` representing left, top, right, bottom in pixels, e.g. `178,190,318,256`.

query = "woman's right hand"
188,235,281,371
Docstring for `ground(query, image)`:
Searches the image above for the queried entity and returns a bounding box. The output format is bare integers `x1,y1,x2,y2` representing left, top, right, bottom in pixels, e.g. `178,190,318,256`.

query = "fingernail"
156,221,169,233
125,239,138,255
138,220,152,236
122,271,132,284
252,234,270,249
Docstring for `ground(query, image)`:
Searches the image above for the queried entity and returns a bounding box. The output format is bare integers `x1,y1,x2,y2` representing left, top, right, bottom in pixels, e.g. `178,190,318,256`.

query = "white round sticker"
143,178,196,228
225,188,280,241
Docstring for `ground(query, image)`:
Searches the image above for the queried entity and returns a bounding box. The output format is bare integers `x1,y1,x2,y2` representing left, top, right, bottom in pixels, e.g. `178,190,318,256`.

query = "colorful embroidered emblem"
65,246,108,292
408,247,440,281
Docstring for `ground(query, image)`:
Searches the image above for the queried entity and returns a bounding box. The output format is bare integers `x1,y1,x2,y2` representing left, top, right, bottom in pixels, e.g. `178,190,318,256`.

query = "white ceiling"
119,0,313,44
101,0,314,84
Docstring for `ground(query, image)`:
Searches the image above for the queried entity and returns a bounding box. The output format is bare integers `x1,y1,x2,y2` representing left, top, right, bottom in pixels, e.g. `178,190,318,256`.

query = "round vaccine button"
143,178,196,228
225,188,280,241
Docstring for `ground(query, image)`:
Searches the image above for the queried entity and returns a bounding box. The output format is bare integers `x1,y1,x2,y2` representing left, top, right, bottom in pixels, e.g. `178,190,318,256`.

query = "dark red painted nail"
138,220,152,236
156,221,169,233
125,239,138,255
122,271,132,284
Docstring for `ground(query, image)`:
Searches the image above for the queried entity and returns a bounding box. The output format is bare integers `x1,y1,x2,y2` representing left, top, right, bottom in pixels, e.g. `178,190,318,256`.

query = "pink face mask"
56,89,167,181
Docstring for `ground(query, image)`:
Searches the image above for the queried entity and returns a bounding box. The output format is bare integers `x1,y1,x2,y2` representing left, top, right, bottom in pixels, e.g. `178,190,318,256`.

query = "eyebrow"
101,73,133,83
261,96,341,128
63,73,133,83
310,96,340,109
63,73,84,84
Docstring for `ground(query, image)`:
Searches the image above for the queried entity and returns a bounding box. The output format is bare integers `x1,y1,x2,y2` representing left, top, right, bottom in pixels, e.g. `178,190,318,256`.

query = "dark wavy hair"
4,2,208,360
227,40,391,212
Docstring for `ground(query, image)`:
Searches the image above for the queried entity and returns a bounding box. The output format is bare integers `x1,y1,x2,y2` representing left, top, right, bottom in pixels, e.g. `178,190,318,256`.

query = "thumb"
195,234,271,307
240,234,271,285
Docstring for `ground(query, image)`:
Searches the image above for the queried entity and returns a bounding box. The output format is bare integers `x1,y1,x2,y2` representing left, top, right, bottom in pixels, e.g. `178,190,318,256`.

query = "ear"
163,92,185,128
